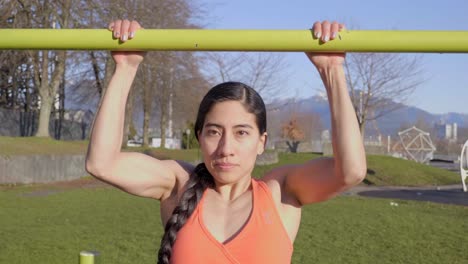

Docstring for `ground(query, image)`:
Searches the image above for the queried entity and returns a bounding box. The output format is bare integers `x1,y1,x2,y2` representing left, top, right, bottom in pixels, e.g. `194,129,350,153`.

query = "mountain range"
267,95,468,138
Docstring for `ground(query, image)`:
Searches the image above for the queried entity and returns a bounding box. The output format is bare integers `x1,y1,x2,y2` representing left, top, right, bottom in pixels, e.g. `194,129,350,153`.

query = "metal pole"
1,29,468,52
79,251,100,264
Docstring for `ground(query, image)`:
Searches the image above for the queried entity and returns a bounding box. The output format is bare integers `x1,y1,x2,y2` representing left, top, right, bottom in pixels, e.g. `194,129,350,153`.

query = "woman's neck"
212,176,252,202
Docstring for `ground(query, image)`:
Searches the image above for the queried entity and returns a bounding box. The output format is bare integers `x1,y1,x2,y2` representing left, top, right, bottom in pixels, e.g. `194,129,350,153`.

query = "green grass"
0,187,467,264
0,136,89,155
253,152,322,178
252,153,459,186
0,137,465,262
365,155,459,186
131,147,202,162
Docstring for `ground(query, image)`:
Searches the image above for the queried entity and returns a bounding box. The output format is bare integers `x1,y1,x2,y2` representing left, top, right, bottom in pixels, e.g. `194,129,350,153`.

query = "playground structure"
461,139,468,192
398,126,436,164
1,28,468,264
1,29,468,52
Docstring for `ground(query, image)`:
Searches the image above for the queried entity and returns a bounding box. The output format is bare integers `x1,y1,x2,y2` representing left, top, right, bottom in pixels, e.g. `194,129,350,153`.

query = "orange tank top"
170,178,293,264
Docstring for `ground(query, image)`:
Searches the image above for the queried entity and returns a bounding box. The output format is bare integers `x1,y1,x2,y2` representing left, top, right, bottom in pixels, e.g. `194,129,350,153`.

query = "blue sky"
201,0,468,114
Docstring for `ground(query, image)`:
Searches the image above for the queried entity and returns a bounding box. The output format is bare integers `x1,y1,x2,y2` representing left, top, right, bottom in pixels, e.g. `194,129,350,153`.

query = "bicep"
88,152,190,200
284,157,348,205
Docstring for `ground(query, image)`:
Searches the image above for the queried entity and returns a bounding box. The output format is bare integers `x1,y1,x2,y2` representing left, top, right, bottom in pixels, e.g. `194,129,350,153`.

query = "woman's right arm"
85,20,189,200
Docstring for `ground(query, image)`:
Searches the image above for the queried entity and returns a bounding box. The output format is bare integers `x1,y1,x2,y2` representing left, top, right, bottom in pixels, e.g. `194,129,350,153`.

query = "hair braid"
157,163,214,264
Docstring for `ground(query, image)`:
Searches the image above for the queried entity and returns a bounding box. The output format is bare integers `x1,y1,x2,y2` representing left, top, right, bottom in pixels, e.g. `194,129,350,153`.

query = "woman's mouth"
214,162,237,170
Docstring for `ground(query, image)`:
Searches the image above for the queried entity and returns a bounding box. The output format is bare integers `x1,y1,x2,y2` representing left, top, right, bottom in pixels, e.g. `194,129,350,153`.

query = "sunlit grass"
0,187,466,263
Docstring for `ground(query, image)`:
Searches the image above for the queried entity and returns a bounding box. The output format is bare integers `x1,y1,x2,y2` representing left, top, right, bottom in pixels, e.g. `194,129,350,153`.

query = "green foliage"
181,122,199,149
128,122,137,140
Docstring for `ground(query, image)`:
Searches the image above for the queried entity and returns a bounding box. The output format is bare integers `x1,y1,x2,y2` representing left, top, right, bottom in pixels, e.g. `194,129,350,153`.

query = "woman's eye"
207,130,220,136
237,130,249,136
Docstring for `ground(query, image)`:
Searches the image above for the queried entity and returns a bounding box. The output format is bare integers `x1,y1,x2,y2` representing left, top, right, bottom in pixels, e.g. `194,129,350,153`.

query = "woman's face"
198,100,266,185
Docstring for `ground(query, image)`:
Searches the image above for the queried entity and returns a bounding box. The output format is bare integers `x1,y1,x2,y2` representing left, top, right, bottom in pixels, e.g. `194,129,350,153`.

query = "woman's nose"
217,133,234,157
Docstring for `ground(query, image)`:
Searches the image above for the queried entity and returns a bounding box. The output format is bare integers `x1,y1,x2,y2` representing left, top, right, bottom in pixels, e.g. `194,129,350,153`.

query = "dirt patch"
44,177,109,190
0,177,110,192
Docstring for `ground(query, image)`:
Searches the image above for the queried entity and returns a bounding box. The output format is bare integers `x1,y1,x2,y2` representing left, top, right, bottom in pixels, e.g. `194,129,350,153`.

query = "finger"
113,20,122,39
120,19,131,42
108,21,115,31
128,20,141,39
321,20,331,42
339,23,346,31
330,21,339,40
312,21,322,39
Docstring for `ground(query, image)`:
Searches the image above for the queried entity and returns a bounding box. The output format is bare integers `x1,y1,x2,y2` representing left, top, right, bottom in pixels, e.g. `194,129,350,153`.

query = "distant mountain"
266,96,468,137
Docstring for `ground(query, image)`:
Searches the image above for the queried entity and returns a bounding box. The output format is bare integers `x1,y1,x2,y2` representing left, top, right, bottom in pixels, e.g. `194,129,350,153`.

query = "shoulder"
160,160,195,200
159,160,196,223
258,166,301,208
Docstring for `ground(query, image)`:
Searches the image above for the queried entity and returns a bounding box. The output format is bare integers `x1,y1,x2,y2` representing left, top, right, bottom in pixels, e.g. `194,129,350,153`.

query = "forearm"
318,65,366,184
86,65,138,173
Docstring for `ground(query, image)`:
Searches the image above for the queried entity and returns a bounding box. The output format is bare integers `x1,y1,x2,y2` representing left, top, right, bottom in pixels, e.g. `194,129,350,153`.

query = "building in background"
435,121,458,142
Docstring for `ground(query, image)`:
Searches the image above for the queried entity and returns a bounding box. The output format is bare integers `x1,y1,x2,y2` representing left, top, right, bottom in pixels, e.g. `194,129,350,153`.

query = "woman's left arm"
283,21,367,205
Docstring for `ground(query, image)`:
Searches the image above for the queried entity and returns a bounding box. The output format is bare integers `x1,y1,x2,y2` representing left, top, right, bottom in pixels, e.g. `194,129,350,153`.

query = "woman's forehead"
204,101,257,126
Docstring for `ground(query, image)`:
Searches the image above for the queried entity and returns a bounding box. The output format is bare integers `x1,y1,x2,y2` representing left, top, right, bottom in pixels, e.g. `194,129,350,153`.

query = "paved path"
344,184,468,206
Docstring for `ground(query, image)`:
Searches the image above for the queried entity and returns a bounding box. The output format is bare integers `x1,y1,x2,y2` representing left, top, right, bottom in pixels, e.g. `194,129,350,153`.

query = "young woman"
85,20,366,264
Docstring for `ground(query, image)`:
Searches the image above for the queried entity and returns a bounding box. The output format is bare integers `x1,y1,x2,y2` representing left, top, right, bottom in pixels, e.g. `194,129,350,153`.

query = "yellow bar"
1,29,468,53
79,251,100,264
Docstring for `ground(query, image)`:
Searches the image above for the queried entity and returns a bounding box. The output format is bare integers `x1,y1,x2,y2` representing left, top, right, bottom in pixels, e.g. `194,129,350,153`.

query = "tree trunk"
160,70,170,149
143,110,150,147
35,51,66,137
36,95,53,137
160,101,167,149
142,65,152,148
359,119,366,141
34,0,70,138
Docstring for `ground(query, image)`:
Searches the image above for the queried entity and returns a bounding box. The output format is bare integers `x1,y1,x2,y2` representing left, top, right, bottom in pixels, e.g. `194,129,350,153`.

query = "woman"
85,19,366,264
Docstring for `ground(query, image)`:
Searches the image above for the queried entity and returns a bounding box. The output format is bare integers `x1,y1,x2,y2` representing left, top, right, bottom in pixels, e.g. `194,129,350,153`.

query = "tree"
345,52,424,139
281,115,305,153
0,1,40,136
0,0,73,138
29,0,72,137
130,0,207,149
1,0,208,143
204,52,289,101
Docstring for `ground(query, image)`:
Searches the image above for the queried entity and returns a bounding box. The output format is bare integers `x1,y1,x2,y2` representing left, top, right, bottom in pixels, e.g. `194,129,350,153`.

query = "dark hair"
157,82,267,264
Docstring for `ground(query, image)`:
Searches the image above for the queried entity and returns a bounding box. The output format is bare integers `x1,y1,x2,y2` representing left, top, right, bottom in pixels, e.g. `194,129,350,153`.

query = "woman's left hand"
306,21,346,69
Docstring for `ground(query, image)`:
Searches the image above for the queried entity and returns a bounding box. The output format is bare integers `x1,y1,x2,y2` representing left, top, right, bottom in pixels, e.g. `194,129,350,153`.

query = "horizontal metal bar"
1,29,468,53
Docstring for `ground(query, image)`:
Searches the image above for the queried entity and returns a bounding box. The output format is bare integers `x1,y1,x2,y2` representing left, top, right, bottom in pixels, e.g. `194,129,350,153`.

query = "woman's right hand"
108,19,145,67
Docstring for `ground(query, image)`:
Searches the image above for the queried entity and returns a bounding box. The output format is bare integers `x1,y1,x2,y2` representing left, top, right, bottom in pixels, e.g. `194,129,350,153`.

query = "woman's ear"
258,132,268,155
196,130,203,148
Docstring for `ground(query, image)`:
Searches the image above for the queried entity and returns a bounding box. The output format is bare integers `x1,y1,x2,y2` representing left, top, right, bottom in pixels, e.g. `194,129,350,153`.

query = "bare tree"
130,0,207,149
17,0,73,137
345,52,424,139
204,52,289,101
2,0,208,144
0,1,40,136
